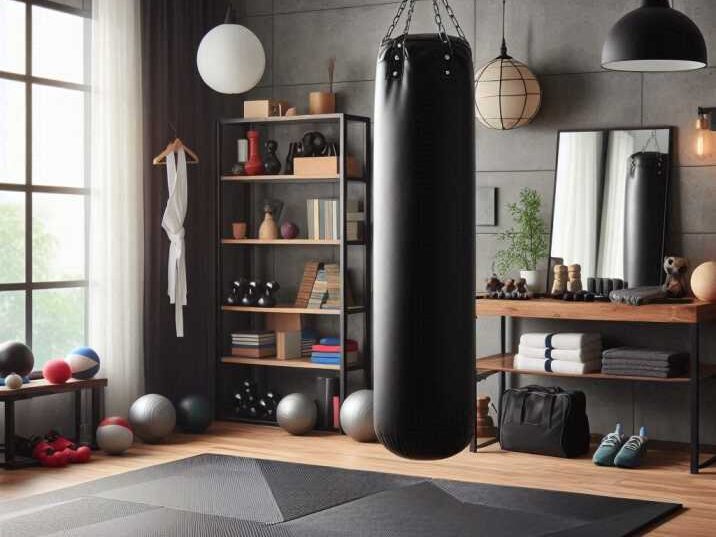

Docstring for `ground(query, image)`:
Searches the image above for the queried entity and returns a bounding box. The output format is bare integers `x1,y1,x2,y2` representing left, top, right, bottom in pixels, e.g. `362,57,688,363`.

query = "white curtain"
597,131,634,279
89,0,144,416
551,132,604,279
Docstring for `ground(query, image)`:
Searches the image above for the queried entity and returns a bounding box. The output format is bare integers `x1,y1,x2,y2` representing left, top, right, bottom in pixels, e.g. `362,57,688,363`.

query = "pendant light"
196,4,266,94
602,0,707,72
474,0,541,130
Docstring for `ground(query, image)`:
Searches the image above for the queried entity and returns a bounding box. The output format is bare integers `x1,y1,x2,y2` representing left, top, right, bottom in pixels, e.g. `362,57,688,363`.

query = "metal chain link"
382,0,410,45
440,0,467,41
432,0,449,44
401,0,417,39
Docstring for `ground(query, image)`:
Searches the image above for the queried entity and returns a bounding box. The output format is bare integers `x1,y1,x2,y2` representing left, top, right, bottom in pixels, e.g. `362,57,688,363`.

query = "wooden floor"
1,422,715,536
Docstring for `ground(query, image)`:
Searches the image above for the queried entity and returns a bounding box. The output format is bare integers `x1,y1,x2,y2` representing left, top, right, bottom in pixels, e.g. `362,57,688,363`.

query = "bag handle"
381,0,466,46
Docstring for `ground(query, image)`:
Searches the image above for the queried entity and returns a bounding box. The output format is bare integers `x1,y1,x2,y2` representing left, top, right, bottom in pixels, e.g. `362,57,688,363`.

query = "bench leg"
4,400,15,467
74,390,83,444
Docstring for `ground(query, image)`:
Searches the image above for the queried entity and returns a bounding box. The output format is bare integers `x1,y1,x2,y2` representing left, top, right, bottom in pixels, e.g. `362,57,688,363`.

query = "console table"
0,378,107,469
472,298,716,474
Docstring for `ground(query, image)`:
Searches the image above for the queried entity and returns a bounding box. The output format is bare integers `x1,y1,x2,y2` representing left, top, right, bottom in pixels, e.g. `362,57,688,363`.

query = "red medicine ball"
43,359,71,384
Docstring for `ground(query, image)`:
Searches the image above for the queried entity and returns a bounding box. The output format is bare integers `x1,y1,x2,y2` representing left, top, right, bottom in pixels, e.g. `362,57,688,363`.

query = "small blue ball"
65,346,101,379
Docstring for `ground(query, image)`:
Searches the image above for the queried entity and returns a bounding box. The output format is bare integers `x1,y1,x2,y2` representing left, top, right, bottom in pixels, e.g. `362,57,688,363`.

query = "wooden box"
276,331,302,360
243,99,290,119
293,156,362,178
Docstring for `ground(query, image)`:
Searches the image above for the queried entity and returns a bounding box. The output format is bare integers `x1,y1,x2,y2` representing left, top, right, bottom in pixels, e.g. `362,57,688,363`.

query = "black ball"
0,341,34,377
176,394,212,434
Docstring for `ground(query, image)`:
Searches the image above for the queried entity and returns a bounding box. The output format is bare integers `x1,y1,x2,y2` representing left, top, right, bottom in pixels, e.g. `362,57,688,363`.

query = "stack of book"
307,199,339,240
306,199,364,241
323,264,341,309
295,261,353,310
231,331,276,358
307,267,328,308
301,329,317,358
310,338,359,366
294,261,321,308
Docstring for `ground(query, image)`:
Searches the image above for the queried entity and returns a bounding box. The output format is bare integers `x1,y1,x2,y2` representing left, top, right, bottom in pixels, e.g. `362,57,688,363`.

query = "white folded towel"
514,355,602,374
518,343,602,363
519,332,602,350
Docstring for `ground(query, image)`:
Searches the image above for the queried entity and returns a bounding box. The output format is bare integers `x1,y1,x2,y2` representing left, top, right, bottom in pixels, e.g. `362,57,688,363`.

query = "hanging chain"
432,0,449,44
440,0,466,41
382,0,410,44
401,0,417,38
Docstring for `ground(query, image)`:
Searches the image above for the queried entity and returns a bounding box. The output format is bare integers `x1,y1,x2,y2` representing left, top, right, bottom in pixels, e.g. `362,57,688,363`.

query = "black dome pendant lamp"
602,0,707,72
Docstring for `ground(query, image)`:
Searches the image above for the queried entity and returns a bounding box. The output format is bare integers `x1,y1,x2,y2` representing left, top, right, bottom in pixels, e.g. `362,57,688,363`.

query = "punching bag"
624,151,669,287
373,0,475,460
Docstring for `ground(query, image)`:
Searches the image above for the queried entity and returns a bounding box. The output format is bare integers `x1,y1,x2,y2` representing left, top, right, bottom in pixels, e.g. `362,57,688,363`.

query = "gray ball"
129,394,176,443
276,393,317,435
340,389,376,442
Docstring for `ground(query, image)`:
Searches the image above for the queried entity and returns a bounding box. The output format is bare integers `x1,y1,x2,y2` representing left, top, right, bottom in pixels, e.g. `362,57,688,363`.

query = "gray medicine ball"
276,393,317,435
129,393,176,443
340,389,376,442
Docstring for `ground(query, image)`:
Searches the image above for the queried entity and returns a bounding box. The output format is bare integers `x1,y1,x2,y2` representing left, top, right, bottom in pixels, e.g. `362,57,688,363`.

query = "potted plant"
494,188,549,293
309,57,336,114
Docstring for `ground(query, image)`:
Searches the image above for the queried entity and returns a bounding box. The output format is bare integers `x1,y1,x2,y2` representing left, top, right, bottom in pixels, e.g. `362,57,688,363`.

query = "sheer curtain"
89,0,144,416
597,131,634,279
551,132,604,279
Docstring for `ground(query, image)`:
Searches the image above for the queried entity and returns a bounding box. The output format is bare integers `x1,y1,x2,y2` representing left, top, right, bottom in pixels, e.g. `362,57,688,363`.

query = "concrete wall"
236,0,716,443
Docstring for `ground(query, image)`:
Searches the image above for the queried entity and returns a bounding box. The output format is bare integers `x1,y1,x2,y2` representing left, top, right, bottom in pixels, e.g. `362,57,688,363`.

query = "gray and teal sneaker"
614,427,648,469
593,423,626,466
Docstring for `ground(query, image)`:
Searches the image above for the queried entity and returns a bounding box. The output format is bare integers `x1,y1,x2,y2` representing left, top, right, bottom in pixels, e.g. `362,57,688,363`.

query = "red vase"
244,130,264,175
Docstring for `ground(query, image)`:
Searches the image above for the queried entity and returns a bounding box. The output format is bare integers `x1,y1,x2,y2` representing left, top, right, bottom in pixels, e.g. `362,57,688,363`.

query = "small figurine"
485,274,503,298
263,140,282,174
610,256,690,305
503,278,516,296
515,278,529,298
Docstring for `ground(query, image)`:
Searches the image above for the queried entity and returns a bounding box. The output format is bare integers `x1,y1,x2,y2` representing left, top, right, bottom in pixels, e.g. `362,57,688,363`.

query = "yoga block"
276,331,301,360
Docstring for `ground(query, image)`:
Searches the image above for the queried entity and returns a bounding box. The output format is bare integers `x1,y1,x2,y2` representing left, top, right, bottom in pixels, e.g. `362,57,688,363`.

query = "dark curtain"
141,0,232,403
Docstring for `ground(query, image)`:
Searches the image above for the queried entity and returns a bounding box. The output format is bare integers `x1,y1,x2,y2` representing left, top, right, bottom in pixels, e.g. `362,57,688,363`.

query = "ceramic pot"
244,130,264,175
309,91,336,114
232,222,247,239
520,269,546,295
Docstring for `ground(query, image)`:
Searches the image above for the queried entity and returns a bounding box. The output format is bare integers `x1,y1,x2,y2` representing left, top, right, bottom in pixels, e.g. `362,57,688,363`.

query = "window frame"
0,0,91,375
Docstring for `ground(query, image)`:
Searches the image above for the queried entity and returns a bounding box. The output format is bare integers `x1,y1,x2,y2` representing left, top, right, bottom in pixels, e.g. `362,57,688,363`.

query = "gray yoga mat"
0,454,680,536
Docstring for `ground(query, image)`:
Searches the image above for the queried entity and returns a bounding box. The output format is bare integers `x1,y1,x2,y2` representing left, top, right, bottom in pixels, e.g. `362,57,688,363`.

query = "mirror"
550,128,672,291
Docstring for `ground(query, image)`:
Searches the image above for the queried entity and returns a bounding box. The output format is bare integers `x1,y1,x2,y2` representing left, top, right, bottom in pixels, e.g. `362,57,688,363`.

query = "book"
346,222,364,241
323,263,341,309
307,268,328,308
276,331,301,360
346,212,364,222
231,347,276,358
312,341,359,353
310,351,358,365
294,261,321,308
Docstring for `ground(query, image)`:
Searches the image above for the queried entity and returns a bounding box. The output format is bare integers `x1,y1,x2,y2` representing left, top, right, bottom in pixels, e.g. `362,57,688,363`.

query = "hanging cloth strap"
161,148,188,337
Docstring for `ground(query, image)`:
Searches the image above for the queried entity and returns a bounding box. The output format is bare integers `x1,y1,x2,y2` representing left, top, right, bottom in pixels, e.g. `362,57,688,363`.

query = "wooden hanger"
152,137,200,166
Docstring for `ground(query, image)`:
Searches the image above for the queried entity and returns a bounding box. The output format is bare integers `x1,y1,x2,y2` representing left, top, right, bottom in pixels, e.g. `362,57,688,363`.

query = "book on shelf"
307,267,328,308
306,198,364,240
310,351,358,366
231,347,276,358
323,263,341,309
346,222,364,241
294,261,322,308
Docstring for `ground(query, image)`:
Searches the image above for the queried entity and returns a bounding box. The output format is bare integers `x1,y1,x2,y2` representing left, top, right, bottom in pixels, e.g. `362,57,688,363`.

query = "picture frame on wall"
477,187,497,227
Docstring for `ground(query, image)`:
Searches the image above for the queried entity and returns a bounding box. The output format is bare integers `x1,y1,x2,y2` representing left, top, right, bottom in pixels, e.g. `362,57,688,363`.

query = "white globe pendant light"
197,5,266,94
474,0,541,130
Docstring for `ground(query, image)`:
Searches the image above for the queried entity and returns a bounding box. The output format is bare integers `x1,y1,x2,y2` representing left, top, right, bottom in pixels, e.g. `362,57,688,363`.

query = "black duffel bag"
499,385,590,458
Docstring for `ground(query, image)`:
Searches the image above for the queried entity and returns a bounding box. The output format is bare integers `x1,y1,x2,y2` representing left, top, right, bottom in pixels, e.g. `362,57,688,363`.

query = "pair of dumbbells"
226,278,280,307
233,380,279,421
586,277,628,300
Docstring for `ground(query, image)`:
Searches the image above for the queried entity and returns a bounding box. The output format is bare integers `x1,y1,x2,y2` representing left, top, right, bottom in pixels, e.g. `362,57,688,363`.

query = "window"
0,0,90,371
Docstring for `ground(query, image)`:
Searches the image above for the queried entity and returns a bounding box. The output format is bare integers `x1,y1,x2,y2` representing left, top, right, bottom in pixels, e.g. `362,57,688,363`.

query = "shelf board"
221,238,340,246
219,113,368,126
476,297,716,324
221,305,365,315
221,174,339,183
476,354,716,383
221,356,340,370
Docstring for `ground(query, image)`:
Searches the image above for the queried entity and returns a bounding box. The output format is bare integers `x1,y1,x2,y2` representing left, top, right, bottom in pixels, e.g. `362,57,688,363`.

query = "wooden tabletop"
476,297,716,324
0,378,107,401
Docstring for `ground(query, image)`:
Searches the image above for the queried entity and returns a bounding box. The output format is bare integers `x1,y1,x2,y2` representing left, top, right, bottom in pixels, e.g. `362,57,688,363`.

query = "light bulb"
695,114,711,158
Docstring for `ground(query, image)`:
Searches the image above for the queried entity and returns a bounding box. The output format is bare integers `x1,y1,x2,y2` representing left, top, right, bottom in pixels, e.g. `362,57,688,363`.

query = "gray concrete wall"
235,0,716,443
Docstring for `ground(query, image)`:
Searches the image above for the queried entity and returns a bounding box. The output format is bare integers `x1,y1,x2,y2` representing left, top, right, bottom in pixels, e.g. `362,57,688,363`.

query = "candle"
237,139,249,163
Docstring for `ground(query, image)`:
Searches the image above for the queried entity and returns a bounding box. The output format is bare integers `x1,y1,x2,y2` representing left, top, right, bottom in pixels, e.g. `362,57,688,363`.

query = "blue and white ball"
65,347,100,380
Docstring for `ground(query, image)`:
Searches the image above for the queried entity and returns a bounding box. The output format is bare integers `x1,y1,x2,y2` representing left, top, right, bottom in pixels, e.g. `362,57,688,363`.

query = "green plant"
494,188,549,275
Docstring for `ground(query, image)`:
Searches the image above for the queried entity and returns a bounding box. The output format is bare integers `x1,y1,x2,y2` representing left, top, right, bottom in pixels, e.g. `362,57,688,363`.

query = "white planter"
520,269,546,295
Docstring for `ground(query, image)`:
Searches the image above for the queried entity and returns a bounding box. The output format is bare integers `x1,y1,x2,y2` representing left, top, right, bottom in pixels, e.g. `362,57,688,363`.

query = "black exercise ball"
176,395,213,434
0,341,35,377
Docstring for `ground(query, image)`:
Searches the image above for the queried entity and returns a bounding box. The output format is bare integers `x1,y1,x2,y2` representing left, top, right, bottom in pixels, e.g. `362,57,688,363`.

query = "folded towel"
601,347,689,365
514,355,602,374
601,358,687,372
602,367,685,379
312,341,358,353
519,332,601,350
518,343,602,363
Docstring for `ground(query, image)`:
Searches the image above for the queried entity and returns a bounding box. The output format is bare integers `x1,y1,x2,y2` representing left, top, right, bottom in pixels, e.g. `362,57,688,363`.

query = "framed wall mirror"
549,127,673,292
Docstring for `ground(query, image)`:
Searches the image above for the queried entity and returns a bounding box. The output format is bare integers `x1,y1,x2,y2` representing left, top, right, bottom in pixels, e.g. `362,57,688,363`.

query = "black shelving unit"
215,113,372,427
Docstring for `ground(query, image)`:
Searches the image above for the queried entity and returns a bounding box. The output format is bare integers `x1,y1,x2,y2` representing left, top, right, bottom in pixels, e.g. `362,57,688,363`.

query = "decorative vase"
520,269,546,295
244,130,264,175
309,91,336,114
258,210,279,240
263,140,282,174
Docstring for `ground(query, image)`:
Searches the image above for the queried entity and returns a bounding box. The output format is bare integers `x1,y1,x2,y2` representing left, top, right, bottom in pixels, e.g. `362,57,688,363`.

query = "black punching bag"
624,151,669,287
373,1,475,460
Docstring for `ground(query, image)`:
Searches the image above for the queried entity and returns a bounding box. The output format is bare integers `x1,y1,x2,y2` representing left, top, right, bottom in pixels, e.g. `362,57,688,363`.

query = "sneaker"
614,427,648,469
593,423,626,466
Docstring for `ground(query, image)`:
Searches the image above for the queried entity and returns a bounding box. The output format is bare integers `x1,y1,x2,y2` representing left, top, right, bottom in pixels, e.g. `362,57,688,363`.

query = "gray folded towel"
601,347,689,365
601,358,688,371
602,368,684,379
602,363,684,374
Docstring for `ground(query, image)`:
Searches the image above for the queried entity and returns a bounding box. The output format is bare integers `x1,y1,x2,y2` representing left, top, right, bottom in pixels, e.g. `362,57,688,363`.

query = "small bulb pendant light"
474,0,542,130
602,0,707,72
